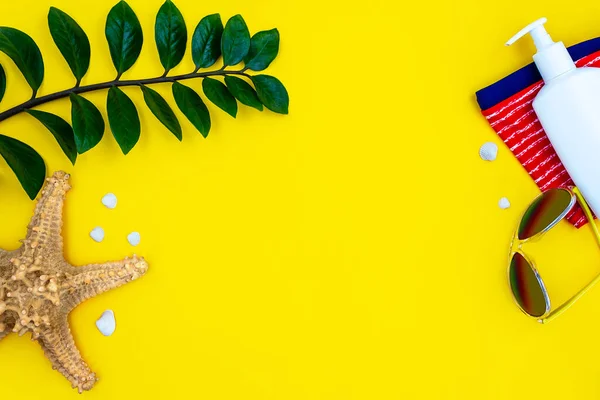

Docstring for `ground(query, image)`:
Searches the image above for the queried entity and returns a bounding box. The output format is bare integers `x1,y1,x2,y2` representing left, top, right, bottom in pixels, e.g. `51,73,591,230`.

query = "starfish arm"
0,249,18,278
37,313,97,393
23,172,71,257
61,256,148,311
0,248,12,264
1,250,18,341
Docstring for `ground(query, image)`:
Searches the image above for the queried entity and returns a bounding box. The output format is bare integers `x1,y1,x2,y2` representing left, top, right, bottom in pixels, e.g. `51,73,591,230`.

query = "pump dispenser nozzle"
506,18,553,48
506,18,576,82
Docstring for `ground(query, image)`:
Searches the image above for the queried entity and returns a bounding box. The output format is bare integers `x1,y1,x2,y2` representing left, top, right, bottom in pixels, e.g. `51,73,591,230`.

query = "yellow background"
2,0,600,398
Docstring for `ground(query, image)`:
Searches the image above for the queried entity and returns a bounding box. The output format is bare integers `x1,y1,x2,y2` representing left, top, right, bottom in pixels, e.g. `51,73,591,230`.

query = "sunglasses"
509,186,600,324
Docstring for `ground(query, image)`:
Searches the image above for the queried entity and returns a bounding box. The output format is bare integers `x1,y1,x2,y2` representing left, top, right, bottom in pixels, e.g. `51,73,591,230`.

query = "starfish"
0,171,148,393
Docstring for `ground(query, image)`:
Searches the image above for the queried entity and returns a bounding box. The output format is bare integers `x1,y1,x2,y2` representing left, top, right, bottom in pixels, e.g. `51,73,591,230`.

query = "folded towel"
475,39,600,228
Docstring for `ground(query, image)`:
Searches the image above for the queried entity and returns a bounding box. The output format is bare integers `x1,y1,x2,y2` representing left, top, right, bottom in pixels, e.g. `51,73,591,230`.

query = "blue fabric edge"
476,37,600,111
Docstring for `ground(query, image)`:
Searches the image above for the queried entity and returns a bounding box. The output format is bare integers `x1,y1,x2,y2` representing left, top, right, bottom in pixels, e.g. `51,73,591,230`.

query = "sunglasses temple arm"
573,187,600,248
573,195,600,252
540,188,600,324
540,272,600,323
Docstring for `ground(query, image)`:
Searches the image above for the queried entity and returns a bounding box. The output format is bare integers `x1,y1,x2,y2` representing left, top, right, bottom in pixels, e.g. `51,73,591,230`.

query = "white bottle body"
533,67,600,217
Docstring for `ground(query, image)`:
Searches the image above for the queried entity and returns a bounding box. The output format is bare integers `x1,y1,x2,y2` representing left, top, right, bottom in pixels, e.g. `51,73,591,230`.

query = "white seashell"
499,197,511,209
90,227,105,242
479,142,498,161
102,193,117,209
127,232,141,246
96,310,116,336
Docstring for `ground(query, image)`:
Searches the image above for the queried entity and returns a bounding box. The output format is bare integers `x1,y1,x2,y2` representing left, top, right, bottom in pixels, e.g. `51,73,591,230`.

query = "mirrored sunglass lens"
509,253,548,317
518,188,573,240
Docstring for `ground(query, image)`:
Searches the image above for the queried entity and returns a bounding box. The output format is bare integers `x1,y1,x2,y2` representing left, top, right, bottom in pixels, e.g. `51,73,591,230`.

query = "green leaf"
70,93,105,154
221,15,250,66
244,29,279,71
48,7,91,84
107,86,141,155
105,1,143,77
0,64,5,103
172,82,211,138
140,85,182,140
0,27,44,93
224,76,263,111
26,110,77,165
155,0,187,73
251,75,289,114
0,134,45,200
192,14,223,70
202,77,237,118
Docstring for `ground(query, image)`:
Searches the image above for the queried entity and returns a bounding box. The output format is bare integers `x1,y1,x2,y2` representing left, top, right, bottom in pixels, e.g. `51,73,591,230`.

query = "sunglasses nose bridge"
509,233,524,254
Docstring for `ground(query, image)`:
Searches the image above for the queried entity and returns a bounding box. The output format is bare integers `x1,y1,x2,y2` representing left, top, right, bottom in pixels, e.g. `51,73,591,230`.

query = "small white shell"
479,142,498,161
499,197,511,209
90,227,105,243
102,193,117,209
96,310,116,336
127,232,141,246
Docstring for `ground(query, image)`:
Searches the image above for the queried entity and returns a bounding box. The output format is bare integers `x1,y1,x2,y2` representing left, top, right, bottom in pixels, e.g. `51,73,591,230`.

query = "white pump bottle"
507,18,600,217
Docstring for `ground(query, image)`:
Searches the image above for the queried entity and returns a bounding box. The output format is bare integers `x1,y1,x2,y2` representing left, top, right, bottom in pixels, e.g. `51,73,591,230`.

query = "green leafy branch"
0,0,289,200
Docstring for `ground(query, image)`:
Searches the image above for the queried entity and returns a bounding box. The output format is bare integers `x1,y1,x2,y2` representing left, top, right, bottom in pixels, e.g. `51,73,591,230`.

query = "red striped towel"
482,51,600,228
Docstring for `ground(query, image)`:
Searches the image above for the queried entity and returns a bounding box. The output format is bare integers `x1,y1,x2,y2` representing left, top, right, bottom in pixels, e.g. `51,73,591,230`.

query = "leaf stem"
0,69,250,123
